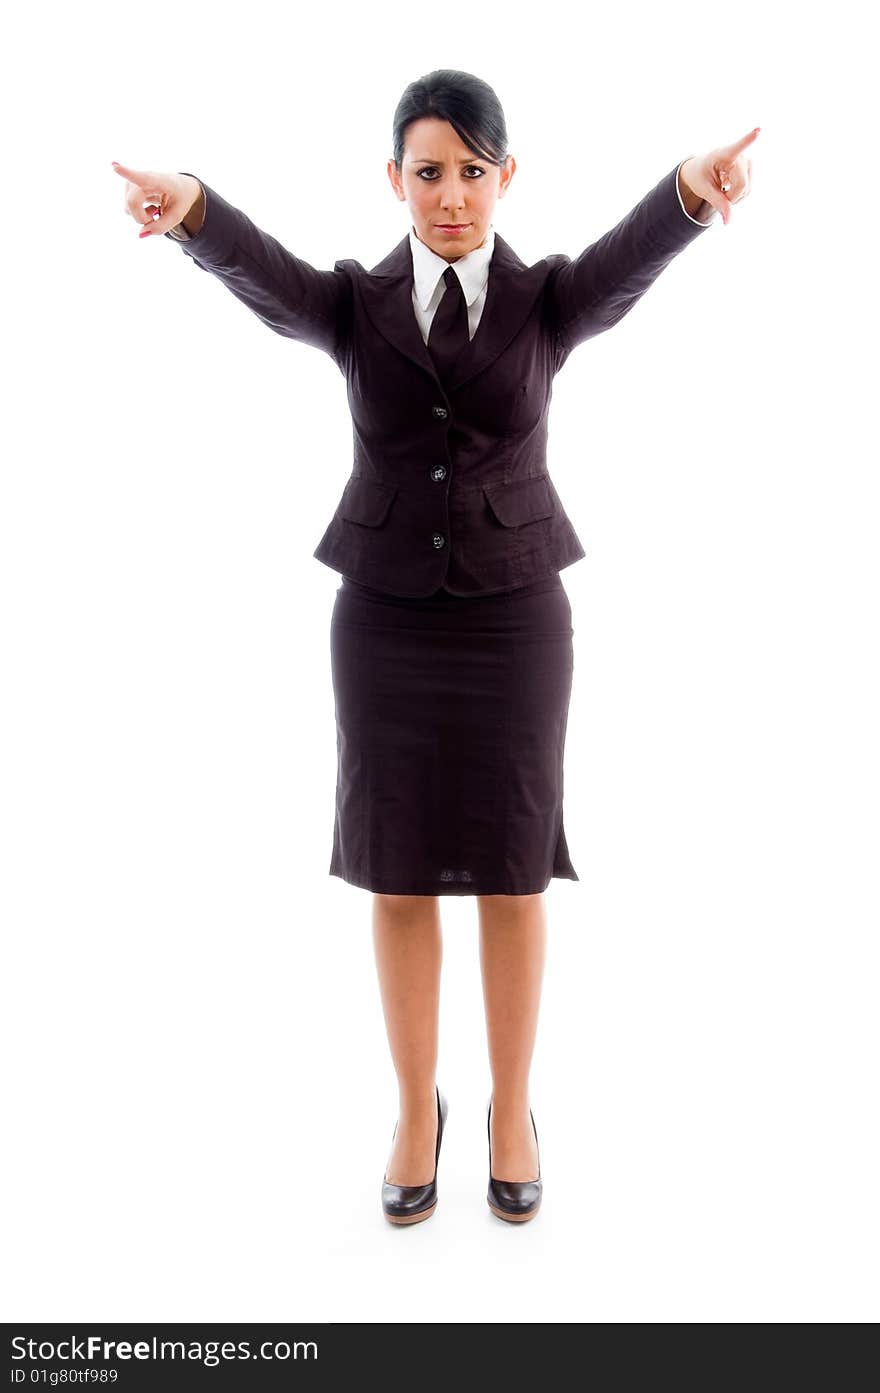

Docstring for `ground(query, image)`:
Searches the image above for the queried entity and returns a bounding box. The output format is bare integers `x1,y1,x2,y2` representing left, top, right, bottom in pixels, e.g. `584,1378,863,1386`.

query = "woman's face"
387,116,515,262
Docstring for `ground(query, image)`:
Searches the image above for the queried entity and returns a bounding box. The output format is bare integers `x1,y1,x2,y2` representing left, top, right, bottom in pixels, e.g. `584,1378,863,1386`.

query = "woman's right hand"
111,163,202,239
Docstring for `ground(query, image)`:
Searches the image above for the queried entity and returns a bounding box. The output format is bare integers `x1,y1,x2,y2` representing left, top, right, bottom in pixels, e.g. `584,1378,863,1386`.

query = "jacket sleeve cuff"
163,174,233,258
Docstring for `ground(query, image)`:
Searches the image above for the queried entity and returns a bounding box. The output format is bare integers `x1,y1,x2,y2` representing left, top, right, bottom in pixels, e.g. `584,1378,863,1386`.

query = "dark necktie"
427,265,469,385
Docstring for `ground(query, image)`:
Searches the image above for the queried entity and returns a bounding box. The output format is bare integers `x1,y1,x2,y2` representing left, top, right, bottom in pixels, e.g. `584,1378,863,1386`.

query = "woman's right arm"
164,173,350,362
114,163,350,362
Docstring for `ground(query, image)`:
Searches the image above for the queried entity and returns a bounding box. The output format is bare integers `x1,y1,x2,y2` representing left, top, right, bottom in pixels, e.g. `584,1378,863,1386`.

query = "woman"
114,69,757,1227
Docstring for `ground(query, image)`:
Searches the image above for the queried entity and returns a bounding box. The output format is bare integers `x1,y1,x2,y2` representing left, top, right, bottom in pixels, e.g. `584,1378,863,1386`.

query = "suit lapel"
358,231,547,395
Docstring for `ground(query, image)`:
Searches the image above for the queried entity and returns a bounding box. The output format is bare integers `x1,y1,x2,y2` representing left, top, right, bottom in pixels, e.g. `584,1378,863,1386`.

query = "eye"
417,166,486,180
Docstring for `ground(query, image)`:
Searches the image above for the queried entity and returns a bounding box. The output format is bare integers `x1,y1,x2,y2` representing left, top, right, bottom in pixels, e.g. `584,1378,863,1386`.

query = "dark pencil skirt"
328,571,580,896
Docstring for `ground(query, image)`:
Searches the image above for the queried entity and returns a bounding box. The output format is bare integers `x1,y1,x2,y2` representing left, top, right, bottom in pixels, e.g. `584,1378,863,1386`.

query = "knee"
477,892,544,906
373,892,439,920
477,891,545,926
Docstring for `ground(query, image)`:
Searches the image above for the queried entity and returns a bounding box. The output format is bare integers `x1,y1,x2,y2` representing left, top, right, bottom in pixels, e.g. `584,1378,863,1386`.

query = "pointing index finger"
111,161,156,191
722,127,761,161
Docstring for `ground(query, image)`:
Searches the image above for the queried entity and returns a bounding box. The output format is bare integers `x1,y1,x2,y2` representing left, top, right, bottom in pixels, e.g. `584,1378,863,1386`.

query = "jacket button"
432,532,446,549
432,405,448,420
431,465,447,481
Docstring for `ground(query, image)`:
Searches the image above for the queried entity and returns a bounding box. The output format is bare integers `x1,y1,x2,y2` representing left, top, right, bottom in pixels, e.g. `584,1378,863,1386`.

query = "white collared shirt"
408,223,496,345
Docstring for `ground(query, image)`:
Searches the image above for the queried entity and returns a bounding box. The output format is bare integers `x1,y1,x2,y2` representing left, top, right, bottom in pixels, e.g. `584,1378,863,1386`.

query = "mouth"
435,223,471,233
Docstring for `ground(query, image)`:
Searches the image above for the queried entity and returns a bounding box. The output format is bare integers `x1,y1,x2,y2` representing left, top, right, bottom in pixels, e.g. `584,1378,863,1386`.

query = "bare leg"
372,892,443,1185
478,892,546,1180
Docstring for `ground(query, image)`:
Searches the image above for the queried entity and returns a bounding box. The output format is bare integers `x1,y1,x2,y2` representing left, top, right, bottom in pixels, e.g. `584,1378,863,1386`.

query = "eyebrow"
411,156,487,164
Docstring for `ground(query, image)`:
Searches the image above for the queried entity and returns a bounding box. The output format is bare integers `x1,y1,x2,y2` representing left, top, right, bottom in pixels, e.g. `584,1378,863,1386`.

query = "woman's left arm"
548,127,760,356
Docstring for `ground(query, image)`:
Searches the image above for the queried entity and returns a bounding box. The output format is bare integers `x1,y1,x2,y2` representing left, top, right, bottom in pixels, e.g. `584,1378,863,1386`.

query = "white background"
2,0,877,1323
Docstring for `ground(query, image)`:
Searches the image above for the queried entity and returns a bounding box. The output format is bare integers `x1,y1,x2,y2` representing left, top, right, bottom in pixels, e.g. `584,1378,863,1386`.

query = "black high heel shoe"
382,1085,448,1225
487,1097,542,1222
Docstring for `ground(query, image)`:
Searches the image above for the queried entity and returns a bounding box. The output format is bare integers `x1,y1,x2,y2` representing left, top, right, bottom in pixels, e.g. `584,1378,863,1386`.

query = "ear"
498,155,516,198
386,158,405,201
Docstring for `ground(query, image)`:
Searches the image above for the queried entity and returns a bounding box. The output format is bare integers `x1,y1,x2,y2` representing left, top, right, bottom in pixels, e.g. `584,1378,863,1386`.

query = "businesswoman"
114,68,756,1226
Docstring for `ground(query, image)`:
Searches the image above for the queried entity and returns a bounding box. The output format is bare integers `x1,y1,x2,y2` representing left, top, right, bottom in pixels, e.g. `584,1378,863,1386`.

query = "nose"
439,181,469,216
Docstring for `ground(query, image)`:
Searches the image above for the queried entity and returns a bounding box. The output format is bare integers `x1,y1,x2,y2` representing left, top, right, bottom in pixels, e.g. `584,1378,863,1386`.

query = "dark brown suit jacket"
167,163,711,595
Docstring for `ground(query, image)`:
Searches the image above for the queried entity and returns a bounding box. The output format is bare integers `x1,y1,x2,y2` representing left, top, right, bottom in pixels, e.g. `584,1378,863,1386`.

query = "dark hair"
391,69,509,170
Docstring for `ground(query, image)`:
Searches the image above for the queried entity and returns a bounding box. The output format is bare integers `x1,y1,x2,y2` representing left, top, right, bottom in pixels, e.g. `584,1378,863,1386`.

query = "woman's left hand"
682,128,761,225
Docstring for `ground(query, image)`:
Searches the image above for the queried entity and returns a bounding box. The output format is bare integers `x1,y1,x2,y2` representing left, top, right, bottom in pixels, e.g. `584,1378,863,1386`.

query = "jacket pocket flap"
483,475,555,527
338,475,398,526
